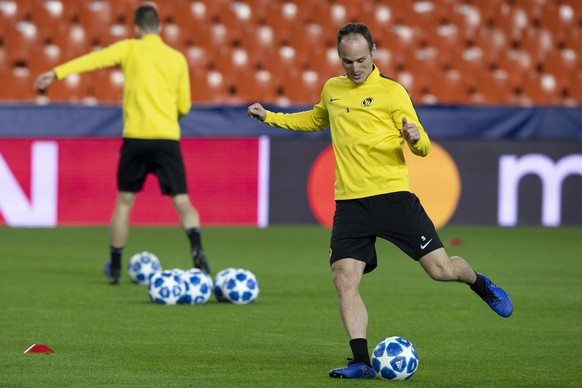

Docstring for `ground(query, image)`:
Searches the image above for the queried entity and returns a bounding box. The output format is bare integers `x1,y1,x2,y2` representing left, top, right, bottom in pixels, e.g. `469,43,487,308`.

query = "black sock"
349,338,371,367
470,272,488,299
110,246,124,270
186,228,202,254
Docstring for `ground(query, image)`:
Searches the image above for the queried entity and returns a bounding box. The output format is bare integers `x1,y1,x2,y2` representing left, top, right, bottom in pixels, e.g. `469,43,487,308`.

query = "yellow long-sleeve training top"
54,34,191,140
263,66,430,200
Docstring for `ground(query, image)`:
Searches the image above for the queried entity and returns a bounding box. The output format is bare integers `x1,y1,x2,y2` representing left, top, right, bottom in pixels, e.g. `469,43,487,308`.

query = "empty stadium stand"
0,0,580,106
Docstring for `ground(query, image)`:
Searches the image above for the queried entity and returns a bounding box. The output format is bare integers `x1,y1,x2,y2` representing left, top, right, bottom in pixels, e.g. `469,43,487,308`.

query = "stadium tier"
0,0,581,105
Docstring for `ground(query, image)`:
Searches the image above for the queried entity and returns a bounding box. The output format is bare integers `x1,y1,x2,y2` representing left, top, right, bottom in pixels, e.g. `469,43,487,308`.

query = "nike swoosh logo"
329,98,341,102
420,238,433,250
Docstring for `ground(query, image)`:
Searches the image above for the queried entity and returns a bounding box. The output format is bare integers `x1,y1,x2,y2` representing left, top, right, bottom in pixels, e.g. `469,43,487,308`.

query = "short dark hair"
337,23,374,53
134,3,159,32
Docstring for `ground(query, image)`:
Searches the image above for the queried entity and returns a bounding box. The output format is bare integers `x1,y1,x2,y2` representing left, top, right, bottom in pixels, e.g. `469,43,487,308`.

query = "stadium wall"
0,105,581,227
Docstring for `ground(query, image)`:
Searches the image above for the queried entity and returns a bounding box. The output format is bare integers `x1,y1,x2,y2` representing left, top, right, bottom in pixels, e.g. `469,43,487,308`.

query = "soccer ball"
372,336,419,380
213,268,236,302
223,268,259,304
180,268,213,305
148,270,186,305
127,251,162,285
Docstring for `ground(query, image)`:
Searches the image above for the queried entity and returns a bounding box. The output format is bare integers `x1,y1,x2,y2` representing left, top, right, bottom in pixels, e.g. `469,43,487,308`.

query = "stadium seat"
3,22,39,64
282,69,322,104
493,49,532,90
236,68,279,103
428,69,468,104
543,49,578,95
51,22,92,61
472,24,508,66
78,1,115,44
567,72,582,104
92,68,124,103
469,71,513,105
45,72,93,103
519,26,553,67
29,0,66,43
519,71,560,105
0,67,36,101
27,43,62,78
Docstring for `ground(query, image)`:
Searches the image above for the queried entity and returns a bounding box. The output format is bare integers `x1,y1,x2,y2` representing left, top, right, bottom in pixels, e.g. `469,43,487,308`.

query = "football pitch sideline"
1,226,580,387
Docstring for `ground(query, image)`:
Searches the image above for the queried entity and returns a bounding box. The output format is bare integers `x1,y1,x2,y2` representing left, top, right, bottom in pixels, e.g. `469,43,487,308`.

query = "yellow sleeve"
54,40,130,79
263,102,330,132
392,84,430,157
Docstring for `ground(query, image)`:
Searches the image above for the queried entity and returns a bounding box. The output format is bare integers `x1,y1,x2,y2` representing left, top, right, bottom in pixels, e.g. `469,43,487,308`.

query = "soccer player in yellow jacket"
34,2,210,283
248,23,512,379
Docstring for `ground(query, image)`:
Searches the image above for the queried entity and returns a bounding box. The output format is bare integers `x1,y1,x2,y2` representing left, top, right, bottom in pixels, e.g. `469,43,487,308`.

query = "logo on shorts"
329,247,333,258
420,235,433,250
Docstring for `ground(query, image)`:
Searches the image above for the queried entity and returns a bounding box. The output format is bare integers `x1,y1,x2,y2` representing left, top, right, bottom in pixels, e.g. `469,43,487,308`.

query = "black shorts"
329,192,443,273
117,138,188,195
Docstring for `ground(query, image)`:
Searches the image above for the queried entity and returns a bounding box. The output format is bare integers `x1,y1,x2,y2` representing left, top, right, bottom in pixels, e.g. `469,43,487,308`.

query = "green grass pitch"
1,226,581,387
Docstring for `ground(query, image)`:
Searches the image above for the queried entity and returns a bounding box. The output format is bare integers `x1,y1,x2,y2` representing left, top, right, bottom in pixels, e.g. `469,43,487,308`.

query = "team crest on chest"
361,97,374,107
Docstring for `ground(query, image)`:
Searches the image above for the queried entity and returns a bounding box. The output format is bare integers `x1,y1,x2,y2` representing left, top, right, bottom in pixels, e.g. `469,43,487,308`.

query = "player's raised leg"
419,248,513,317
328,258,376,379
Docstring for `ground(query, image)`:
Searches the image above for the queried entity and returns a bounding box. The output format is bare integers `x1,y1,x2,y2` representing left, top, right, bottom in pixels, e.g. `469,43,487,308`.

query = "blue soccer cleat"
478,273,513,318
329,359,376,379
103,261,121,285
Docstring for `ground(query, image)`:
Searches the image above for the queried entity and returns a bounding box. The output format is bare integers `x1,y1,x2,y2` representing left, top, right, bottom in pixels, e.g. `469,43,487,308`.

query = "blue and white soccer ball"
180,268,213,305
372,336,419,380
148,270,186,305
127,251,162,285
223,268,259,305
213,268,236,302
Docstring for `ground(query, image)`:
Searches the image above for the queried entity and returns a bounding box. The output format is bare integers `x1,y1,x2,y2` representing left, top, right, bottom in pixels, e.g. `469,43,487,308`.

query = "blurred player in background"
248,22,512,379
34,2,210,284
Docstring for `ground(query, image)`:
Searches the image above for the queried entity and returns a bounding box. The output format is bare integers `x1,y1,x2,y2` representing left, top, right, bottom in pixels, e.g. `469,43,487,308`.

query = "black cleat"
192,248,211,274
103,261,121,285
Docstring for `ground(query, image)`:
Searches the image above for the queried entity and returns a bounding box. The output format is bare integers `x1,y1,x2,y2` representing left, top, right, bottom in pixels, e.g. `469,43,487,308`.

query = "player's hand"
247,103,266,122
34,70,56,92
402,116,420,144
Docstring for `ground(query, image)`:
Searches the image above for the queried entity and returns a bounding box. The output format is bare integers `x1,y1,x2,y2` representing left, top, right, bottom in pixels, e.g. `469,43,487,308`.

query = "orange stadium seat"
567,73,582,104
27,43,62,77
236,68,279,103
3,22,39,65
428,69,468,104
543,49,579,94
520,71,561,105
51,22,92,61
469,71,513,105
0,67,36,101
45,72,93,103
92,69,124,103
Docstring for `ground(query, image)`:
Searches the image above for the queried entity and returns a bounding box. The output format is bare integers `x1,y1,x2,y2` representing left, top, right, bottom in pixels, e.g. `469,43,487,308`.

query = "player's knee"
332,268,358,295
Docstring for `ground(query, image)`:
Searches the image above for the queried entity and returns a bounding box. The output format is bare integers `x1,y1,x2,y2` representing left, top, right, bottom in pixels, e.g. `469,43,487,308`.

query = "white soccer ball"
180,268,213,305
213,268,237,302
223,268,259,305
127,251,162,285
372,336,419,380
148,270,186,305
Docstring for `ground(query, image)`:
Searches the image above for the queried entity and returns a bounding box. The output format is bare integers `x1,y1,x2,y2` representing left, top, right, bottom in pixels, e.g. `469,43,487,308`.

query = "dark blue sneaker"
478,273,513,318
329,359,376,379
103,261,120,285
